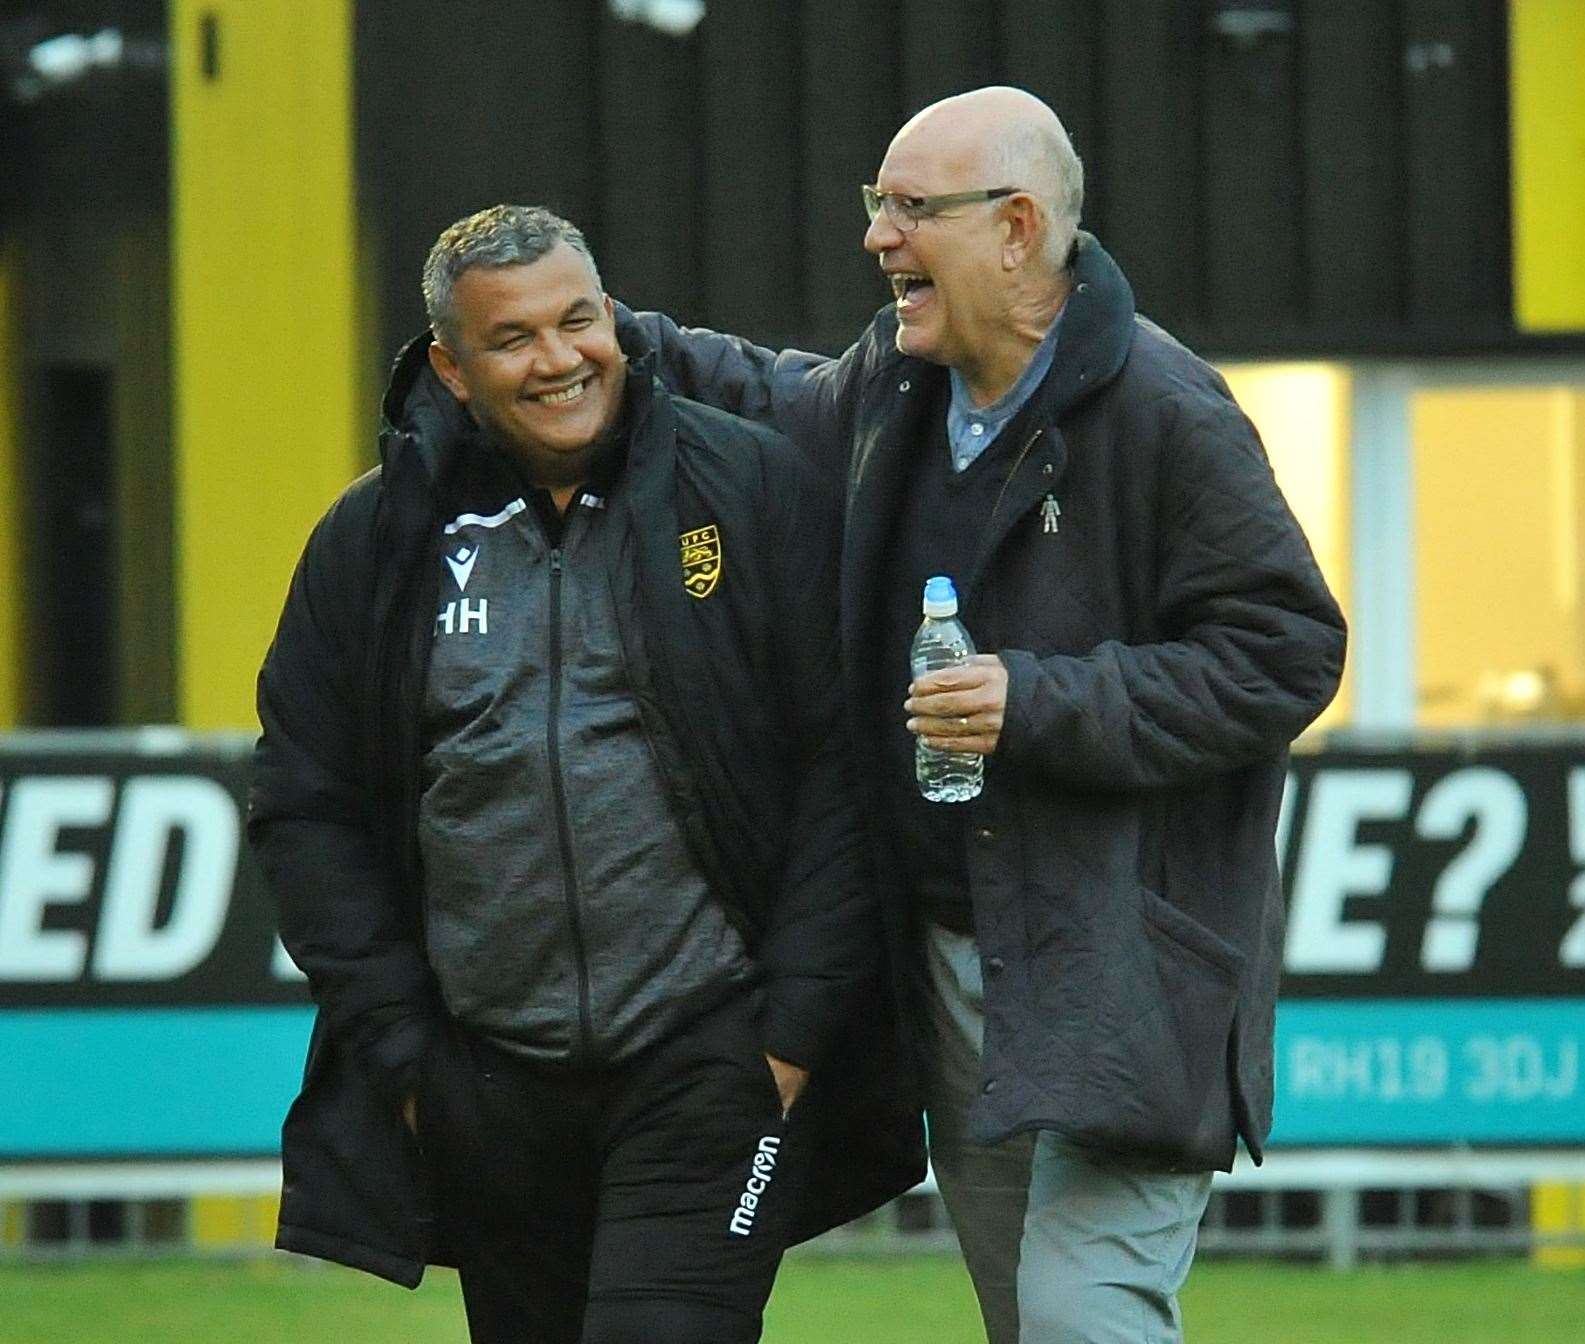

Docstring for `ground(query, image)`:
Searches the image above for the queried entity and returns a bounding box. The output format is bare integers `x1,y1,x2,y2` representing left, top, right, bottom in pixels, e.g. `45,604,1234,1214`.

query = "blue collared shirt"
945,310,1064,472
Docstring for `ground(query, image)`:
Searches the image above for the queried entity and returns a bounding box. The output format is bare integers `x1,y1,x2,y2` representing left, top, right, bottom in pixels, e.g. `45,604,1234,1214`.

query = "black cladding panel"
1303,0,1407,330
901,0,999,115
599,10,705,321
1200,0,1306,329
28,365,118,727
1093,0,1203,332
798,0,901,350
700,0,804,342
354,0,601,350
353,0,1554,364
1400,0,1511,329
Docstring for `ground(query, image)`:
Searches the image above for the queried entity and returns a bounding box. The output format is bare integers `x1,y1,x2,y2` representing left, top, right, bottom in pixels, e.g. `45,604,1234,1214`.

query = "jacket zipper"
546,546,595,1060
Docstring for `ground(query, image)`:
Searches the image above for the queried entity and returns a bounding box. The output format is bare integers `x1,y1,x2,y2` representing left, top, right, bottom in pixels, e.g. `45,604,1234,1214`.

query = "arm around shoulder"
619,302,874,478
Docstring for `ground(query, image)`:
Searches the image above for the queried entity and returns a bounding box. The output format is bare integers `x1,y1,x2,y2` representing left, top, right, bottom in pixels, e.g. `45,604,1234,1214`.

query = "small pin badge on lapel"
1041,494,1061,534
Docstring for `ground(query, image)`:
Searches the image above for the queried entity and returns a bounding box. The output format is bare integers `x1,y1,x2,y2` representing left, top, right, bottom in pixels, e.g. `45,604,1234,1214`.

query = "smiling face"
863,116,1013,379
427,242,626,492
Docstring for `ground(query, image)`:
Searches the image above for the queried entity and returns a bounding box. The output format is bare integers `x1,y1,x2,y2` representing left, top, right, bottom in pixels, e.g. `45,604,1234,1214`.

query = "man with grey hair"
251,202,924,1343
633,86,1345,1342
422,203,605,345
990,113,1084,269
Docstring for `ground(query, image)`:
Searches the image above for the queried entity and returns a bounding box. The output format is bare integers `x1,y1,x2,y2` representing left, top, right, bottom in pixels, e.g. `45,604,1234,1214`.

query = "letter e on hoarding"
1286,769,1413,973
0,777,115,979
92,777,239,980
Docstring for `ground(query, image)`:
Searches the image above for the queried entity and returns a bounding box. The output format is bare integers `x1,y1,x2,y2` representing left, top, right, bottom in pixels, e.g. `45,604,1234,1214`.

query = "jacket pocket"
1138,889,1244,982
1072,889,1244,1170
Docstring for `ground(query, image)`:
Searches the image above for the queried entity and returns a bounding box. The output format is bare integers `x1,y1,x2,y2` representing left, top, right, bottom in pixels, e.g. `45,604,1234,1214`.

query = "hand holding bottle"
909,577,998,802
905,653,1008,757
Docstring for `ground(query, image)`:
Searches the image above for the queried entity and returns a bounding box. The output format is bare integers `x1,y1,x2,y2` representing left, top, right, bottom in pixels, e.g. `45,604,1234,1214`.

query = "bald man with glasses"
629,86,1344,1343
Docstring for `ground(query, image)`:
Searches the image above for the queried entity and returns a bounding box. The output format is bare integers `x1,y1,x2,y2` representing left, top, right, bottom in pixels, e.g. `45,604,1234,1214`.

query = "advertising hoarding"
1,731,1582,1159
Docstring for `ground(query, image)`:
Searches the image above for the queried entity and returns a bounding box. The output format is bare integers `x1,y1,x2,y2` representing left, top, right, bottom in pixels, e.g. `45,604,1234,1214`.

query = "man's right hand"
401,1093,417,1136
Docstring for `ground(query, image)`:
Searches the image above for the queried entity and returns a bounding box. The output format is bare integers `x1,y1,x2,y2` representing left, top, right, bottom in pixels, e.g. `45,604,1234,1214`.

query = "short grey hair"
990,121,1084,270
422,204,602,345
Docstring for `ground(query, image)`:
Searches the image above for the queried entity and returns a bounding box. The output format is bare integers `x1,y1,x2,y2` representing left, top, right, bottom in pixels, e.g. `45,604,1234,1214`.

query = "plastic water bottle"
910,576,984,803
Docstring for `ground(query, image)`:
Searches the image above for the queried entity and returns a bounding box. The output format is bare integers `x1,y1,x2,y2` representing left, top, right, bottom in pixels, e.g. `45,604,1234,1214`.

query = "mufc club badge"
679,524,722,599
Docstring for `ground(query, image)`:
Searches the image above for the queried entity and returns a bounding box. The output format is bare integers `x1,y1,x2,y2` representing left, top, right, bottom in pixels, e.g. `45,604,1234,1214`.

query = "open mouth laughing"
890,270,935,314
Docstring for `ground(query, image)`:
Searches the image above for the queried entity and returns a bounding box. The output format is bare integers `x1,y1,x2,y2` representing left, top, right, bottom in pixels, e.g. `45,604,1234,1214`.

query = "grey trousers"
923,925,1213,1344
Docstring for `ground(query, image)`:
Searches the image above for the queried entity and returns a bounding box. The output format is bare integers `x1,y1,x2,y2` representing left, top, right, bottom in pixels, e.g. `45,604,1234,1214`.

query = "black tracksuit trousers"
417,991,800,1344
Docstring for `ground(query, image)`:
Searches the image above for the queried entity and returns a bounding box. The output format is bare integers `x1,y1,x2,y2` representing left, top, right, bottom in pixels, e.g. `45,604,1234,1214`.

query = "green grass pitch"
0,1253,1581,1342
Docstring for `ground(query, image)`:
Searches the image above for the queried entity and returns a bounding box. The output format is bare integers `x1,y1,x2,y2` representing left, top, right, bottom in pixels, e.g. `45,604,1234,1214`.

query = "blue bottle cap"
922,575,959,617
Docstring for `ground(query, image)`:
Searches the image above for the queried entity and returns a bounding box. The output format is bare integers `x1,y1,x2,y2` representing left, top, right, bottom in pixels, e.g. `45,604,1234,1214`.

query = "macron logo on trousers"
727,1135,782,1236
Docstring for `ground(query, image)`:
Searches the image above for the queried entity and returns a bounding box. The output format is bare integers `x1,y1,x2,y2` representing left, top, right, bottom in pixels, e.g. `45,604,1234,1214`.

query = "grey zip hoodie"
419,462,752,1064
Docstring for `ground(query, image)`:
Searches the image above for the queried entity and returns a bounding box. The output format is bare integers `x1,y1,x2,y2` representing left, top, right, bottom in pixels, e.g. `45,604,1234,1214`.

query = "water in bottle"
910,575,984,803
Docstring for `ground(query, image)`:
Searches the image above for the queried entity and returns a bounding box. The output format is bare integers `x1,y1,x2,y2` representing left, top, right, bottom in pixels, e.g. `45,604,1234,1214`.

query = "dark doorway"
28,363,118,725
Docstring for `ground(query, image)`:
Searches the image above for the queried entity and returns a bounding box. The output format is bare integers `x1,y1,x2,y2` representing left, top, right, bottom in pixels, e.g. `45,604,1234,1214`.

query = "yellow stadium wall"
169,0,361,729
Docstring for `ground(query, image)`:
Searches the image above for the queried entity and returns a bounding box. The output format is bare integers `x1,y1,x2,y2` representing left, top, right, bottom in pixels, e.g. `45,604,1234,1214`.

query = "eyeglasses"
861,185,1020,233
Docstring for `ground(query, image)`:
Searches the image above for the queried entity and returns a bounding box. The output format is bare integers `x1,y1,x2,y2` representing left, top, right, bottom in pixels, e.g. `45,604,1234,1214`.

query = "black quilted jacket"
249,338,925,1286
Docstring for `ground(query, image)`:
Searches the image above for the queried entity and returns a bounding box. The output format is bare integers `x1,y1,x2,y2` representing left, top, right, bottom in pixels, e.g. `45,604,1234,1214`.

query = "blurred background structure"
1,0,1583,1274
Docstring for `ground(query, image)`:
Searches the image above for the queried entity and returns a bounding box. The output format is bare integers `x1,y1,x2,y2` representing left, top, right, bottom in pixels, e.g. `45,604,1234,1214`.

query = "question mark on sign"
1275,772,1297,876
272,936,307,982
1414,767,1526,972
1562,770,1585,968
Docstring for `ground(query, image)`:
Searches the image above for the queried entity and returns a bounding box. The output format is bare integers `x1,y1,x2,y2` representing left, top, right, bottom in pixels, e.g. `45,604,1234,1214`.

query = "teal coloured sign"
0,1006,313,1157
1270,999,1585,1145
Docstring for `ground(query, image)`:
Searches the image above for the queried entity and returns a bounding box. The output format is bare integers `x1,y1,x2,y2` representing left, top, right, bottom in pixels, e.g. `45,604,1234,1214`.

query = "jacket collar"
1025,230,1136,423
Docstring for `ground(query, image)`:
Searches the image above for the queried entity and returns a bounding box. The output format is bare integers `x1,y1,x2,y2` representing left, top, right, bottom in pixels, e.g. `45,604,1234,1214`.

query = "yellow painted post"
0,238,22,727
189,1194,244,1247
189,1193,279,1249
1510,0,1585,332
1533,1183,1585,1268
169,0,361,728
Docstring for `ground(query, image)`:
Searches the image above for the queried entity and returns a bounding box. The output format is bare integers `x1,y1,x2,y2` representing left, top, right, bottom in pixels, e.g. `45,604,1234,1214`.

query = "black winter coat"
249,337,925,1286
632,233,1347,1171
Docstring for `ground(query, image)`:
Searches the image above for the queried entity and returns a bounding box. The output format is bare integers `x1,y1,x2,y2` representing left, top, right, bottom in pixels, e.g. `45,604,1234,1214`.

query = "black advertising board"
1,729,1582,1154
